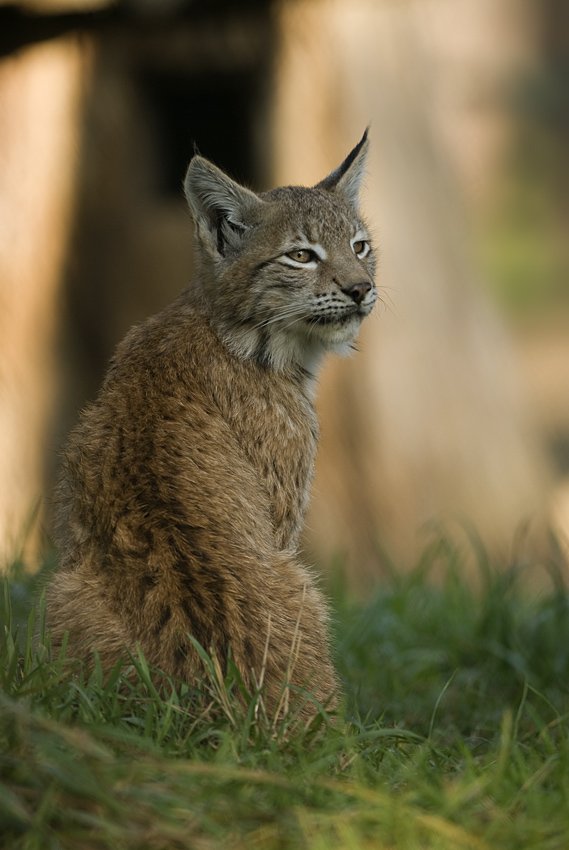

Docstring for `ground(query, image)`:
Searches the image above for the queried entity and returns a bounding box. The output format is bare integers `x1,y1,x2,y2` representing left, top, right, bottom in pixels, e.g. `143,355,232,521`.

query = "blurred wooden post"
0,36,87,567
272,0,549,584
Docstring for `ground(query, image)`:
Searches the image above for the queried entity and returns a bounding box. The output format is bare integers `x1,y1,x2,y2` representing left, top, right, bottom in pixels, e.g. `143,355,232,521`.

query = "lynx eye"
287,248,315,264
352,239,370,259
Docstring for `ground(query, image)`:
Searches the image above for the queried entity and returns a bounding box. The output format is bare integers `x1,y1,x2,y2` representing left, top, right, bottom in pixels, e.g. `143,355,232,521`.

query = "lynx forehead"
46,131,376,723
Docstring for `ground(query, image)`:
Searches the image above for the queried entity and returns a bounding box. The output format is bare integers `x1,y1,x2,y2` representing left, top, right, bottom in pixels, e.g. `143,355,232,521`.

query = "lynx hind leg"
45,568,203,694
45,569,130,673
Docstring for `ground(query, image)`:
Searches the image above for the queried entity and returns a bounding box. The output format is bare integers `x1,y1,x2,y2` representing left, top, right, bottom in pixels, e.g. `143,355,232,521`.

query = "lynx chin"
47,130,377,721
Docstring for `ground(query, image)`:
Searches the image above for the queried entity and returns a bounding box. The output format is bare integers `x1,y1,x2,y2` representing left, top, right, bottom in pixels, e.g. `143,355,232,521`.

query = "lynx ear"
184,157,263,257
316,128,370,207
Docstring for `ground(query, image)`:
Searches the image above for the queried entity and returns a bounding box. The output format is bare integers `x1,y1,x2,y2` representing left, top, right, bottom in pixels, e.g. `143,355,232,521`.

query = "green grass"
477,125,569,321
2,535,569,849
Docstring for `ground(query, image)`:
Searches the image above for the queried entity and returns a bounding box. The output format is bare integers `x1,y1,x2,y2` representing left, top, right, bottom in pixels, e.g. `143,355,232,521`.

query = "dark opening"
140,69,258,195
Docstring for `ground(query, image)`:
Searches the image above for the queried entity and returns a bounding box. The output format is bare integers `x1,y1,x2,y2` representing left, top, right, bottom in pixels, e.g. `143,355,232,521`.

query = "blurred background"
0,0,567,588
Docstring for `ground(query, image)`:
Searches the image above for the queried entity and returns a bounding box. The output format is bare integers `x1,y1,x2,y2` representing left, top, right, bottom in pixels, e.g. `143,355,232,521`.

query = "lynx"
47,131,377,720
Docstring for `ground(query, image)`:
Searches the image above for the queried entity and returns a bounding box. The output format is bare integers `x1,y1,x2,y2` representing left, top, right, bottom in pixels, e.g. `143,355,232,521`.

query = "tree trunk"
0,36,88,567
272,0,550,585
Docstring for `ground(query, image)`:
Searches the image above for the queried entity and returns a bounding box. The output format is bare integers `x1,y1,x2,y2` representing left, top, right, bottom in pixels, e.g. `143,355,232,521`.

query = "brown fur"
47,132,376,719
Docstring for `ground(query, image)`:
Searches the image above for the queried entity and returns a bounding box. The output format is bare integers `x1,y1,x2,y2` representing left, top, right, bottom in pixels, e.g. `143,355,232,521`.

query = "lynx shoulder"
47,131,377,719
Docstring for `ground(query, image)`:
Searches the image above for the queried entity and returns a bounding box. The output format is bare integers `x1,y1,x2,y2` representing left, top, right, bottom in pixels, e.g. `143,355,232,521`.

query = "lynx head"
184,131,376,375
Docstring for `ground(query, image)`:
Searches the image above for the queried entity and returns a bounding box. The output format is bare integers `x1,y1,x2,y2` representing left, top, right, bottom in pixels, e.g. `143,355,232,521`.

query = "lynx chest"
214,368,319,552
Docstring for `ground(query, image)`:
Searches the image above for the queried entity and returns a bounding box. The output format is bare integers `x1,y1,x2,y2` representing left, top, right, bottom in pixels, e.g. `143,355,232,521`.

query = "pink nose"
344,281,372,304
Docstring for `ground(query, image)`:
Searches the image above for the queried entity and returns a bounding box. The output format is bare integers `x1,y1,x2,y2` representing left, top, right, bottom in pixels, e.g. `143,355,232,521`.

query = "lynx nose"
344,281,372,305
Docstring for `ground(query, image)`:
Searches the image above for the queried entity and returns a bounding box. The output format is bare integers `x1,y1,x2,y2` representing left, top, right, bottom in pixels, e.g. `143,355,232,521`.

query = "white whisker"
253,306,310,331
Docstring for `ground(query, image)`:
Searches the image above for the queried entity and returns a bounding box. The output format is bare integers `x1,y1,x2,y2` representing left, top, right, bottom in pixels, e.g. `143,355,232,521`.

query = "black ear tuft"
315,128,370,207
333,128,369,183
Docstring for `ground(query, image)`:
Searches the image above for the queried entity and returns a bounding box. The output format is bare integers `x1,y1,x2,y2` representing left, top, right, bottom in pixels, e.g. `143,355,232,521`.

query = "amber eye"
287,249,314,264
352,240,369,258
